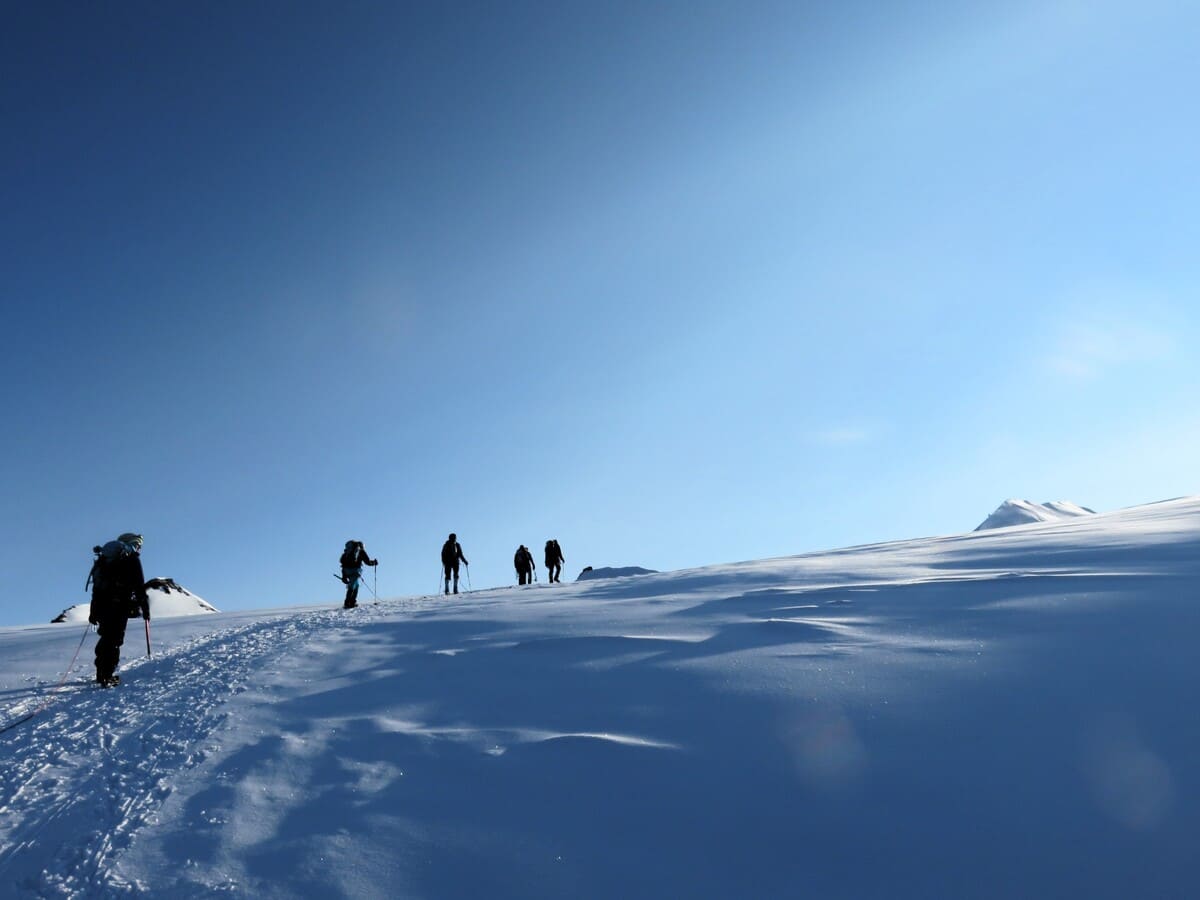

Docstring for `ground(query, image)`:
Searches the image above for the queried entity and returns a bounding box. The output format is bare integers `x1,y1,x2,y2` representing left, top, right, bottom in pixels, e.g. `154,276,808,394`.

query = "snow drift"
50,578,218,624
3,498,1199,898
975,497,1095,530
575,565,658,581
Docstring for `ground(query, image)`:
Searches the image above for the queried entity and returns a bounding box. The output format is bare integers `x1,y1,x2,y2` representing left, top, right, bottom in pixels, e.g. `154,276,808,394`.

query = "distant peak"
51,578,218,623
975,499,1095,531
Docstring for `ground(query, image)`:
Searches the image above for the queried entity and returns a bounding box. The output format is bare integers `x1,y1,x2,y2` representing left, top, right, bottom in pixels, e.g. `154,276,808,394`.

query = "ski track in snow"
0,607,352,898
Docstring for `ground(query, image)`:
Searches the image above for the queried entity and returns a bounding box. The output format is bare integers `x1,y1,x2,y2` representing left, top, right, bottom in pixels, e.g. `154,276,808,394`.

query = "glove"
369,559,378,566
141,600,151,621
88,614,98,626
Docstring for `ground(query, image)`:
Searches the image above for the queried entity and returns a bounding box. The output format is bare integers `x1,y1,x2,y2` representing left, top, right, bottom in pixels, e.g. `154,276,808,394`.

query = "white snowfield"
51,579,218,624
2,498,1198,897
975,497,1095,530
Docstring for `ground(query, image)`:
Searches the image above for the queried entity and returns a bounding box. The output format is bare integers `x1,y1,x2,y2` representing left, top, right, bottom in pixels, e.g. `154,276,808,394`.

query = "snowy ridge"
1,497,1198,897
51,579,218,624
575,565,658,581
974,498,1095,531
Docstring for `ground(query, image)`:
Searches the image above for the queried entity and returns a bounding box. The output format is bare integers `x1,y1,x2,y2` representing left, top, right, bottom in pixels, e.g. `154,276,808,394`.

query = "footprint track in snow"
0,606,356,897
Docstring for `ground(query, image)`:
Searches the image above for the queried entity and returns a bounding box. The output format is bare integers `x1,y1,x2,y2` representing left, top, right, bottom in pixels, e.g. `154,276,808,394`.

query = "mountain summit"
51,578,218,624
975,499,1095,531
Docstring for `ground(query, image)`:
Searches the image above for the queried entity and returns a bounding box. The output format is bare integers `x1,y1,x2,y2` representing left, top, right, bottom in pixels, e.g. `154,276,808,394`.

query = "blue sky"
3,0,1198,625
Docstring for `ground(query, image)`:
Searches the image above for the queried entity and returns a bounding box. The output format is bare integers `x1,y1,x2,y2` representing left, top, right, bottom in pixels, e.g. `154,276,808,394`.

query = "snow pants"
444,562,460,594
95,608,130,680
343,567,362,608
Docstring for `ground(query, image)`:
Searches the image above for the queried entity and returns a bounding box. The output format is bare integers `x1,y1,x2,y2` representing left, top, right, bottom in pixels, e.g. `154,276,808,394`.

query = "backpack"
340,541,361,569
86,540,134,598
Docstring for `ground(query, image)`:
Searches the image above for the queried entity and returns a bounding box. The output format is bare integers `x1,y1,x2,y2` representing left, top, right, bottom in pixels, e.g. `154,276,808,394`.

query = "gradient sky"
3,0,1198,626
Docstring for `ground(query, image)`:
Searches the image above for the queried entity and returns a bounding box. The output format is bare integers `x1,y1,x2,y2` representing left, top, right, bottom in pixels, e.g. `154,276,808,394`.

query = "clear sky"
3,0,1198,626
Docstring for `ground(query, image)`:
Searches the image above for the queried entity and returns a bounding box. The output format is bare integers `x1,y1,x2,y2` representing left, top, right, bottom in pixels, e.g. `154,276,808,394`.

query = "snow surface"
50,578,218,624
575,565,658,581
974,497,1096,531
2,498,1199,897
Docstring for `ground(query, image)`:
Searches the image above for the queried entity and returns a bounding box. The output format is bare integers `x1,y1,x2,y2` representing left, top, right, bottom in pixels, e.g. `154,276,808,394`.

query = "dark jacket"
341,542,376,573
442,540,468,566
89,542,149,623
545,541,564,568
514,546,535,572
338,547,374,580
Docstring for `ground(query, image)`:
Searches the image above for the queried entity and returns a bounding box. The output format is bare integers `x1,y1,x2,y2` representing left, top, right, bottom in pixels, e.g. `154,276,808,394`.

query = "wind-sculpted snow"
1,498,1199,897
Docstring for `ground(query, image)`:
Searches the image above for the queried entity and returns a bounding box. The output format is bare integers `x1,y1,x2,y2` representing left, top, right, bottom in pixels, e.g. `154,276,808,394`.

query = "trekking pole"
145,618,152,657
373,564,379,602
465,564,472,590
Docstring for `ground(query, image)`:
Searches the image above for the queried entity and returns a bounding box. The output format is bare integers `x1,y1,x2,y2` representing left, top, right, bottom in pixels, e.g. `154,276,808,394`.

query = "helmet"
449,533,456,541
118,533,143,551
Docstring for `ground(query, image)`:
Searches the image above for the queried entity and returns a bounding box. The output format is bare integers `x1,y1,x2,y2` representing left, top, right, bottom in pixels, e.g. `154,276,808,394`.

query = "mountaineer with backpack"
514,545,536,585
544,539,565,583
87,533,150,686
339,540,378,609
441,533,468,594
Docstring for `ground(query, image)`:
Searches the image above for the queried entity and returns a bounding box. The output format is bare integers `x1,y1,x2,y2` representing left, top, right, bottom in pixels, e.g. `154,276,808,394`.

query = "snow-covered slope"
575,565,658,581
50,578,218,624
975,497,1095,530
2,498,1199,897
